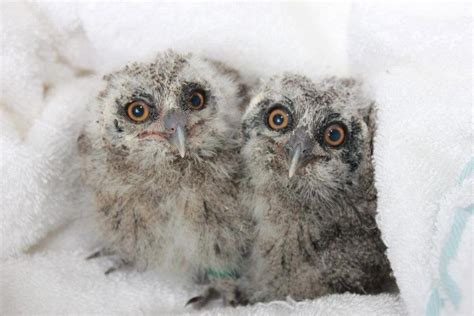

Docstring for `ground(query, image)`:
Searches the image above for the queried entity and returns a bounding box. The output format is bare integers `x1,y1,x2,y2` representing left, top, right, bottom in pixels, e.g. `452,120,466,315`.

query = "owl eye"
126,100,150,123
188,90,206,110
324,123,346,147
266,105,291,131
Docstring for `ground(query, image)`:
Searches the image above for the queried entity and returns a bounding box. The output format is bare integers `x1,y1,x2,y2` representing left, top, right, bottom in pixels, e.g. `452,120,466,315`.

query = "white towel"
348,4,472,315
1,2,471,315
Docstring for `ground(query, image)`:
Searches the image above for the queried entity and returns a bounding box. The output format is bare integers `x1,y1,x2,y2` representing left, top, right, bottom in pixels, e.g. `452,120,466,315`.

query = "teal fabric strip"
457,157,474,185
426,288,442,316
426,157,474,316
426,205,473,316
439,205,473,309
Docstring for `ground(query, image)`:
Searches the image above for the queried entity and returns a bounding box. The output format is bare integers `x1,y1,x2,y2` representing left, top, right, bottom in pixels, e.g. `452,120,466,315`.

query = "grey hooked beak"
288,144,302,178
164,110,187,158
169,125,186,158
285,129,314,178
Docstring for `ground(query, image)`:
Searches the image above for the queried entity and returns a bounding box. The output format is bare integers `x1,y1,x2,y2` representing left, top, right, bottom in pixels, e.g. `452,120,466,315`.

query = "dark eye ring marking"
265,104,292,132
323,123,346,147
126,100,151,123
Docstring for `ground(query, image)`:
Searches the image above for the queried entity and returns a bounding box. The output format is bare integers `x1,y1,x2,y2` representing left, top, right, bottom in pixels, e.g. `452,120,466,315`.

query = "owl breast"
95,153,247,276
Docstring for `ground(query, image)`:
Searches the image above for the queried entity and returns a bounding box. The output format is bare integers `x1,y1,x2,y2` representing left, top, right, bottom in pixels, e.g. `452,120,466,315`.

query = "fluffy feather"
78,50,252,281
235,74,395,303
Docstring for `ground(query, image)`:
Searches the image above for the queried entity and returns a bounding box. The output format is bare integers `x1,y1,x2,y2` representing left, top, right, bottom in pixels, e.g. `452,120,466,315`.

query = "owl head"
242,74,376,203
91,50,246,168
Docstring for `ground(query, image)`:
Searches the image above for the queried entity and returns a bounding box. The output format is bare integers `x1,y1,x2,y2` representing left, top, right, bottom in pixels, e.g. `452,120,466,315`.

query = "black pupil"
132,105,145,117
329,128,341,141
273,114,284,126
191,94,202,107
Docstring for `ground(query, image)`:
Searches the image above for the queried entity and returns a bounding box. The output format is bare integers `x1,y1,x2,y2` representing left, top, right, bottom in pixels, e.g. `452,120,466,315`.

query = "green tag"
205,268,240,279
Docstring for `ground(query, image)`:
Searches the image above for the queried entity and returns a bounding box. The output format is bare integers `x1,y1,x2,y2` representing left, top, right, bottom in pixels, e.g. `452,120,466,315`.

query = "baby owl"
231,74,394,304
78,50,252,282
239,74,393,303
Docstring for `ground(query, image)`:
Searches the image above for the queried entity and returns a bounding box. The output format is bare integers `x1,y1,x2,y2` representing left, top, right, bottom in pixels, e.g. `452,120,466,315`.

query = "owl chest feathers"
252,179,376,262
248,184,381,300
95,150,245,271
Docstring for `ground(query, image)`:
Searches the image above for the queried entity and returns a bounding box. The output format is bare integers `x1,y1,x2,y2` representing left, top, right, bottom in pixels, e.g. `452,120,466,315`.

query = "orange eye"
324,123,346,147
126,100,150,123
189,90,206,110
267,107,291,131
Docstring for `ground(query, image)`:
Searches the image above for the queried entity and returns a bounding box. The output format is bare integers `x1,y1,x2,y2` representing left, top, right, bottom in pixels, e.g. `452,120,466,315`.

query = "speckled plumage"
233,74,396,304
78,50,252,281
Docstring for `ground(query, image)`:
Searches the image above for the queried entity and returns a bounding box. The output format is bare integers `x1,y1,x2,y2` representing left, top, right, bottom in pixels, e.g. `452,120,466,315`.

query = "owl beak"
164,110,187,158
288,144,302,178
285,130,313,178
169,125,186,158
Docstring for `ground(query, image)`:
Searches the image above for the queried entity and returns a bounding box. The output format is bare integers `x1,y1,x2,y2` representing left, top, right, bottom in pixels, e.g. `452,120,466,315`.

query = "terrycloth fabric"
0,251,405,315
348,4,472,316
0,1,471,315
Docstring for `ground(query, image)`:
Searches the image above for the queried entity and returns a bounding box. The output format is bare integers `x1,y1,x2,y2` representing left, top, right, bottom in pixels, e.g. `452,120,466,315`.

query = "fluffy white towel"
348,4,472,315
1,1,471,315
